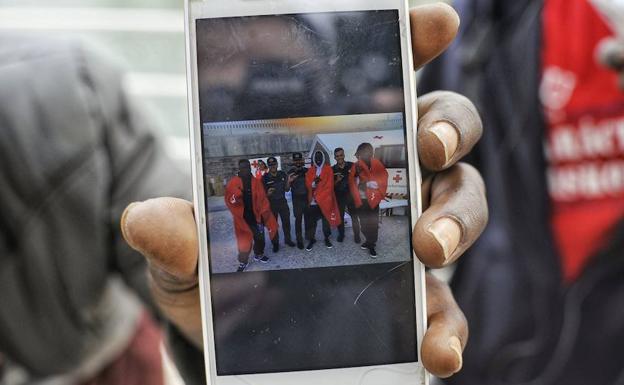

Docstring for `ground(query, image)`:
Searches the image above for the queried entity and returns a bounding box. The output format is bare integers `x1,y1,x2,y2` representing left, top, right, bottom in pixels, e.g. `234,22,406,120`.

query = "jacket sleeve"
76,46,192,309
0,37,193,376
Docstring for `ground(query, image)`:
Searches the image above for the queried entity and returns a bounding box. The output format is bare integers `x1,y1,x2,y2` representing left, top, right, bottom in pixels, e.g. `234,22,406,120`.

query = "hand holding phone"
122,88,485,382
120,3,487,384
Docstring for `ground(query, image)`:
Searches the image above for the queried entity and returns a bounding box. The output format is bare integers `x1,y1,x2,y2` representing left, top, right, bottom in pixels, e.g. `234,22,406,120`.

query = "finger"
422,273,468,378
597,37,624,71
413,163,488,268
121,197,203,346
418,91,483,171
410,3,460,69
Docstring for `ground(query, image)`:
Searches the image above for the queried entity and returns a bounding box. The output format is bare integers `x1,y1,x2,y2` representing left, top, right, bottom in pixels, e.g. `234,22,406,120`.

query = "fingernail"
429,122,459,166
120,202,142,248
428,217,462,264
448,336,463,373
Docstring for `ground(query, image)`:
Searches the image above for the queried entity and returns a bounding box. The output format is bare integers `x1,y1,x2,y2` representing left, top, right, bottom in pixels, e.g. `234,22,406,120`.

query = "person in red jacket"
349,142,388,258
225,159,278,272
305,150,341,251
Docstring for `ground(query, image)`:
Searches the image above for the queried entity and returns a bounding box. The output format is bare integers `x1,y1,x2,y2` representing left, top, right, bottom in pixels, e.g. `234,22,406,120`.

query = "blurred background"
0,0,438,166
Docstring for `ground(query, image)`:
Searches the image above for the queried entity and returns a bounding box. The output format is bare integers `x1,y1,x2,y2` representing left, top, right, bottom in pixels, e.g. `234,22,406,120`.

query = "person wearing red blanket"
349,142,388,258
305,150,341,251
225,159,278,272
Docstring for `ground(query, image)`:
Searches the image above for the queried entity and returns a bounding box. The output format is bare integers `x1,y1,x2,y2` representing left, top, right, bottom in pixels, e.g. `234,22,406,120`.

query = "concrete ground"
206,196,411,274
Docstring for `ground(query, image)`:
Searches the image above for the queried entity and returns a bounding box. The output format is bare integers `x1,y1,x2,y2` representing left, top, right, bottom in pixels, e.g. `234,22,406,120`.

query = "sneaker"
337,234,344,242
254,255,269,263
285,240,296,247
361,242,369,250
272,242,279,253
369,248,377,258
305,240,316,251
354,233,361,244
325,238,333,249
236,262,248,272
297,240,304,250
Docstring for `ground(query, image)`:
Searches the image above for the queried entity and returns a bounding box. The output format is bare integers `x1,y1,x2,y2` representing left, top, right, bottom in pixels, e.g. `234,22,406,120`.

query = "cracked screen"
196,10,418,375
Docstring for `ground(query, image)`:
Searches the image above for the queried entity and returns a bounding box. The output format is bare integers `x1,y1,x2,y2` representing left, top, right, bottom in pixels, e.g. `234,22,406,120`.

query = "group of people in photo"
224,143,389,272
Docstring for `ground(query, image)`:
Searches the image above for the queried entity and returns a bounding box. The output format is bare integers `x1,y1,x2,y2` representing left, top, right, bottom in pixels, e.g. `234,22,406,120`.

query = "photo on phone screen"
195,9,419,376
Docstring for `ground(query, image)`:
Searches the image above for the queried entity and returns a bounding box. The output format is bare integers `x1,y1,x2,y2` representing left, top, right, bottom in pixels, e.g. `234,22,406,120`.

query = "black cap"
292,152,303,160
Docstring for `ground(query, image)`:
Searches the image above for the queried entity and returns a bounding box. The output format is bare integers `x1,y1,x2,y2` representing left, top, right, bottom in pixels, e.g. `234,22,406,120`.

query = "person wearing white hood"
304,151,341,251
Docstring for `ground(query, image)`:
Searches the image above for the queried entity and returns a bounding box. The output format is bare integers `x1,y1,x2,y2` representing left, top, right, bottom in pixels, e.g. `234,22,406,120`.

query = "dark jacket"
420,1,624,384
0,36,189,379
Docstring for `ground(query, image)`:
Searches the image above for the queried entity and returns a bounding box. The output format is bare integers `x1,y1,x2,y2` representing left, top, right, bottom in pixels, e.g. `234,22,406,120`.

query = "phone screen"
196,10,417,375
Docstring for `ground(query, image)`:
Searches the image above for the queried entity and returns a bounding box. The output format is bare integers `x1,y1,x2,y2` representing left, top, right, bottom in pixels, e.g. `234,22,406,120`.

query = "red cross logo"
251,160,259,168
393,174,403,183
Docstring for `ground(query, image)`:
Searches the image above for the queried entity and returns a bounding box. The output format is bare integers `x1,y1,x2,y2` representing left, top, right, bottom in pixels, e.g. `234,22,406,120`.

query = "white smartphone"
184,1,427,384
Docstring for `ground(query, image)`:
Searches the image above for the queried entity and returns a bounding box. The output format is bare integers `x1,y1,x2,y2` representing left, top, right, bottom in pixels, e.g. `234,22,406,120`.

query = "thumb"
121,197,198,283
121,197,203,347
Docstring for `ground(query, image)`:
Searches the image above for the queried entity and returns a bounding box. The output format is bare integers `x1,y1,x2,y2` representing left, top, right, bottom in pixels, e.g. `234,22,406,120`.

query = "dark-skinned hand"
121,3,487,379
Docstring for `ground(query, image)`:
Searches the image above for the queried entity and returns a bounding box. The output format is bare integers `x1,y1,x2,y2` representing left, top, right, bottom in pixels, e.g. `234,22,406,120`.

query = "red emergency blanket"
349,158,388,209
305,164,341,227
225,176,278,253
